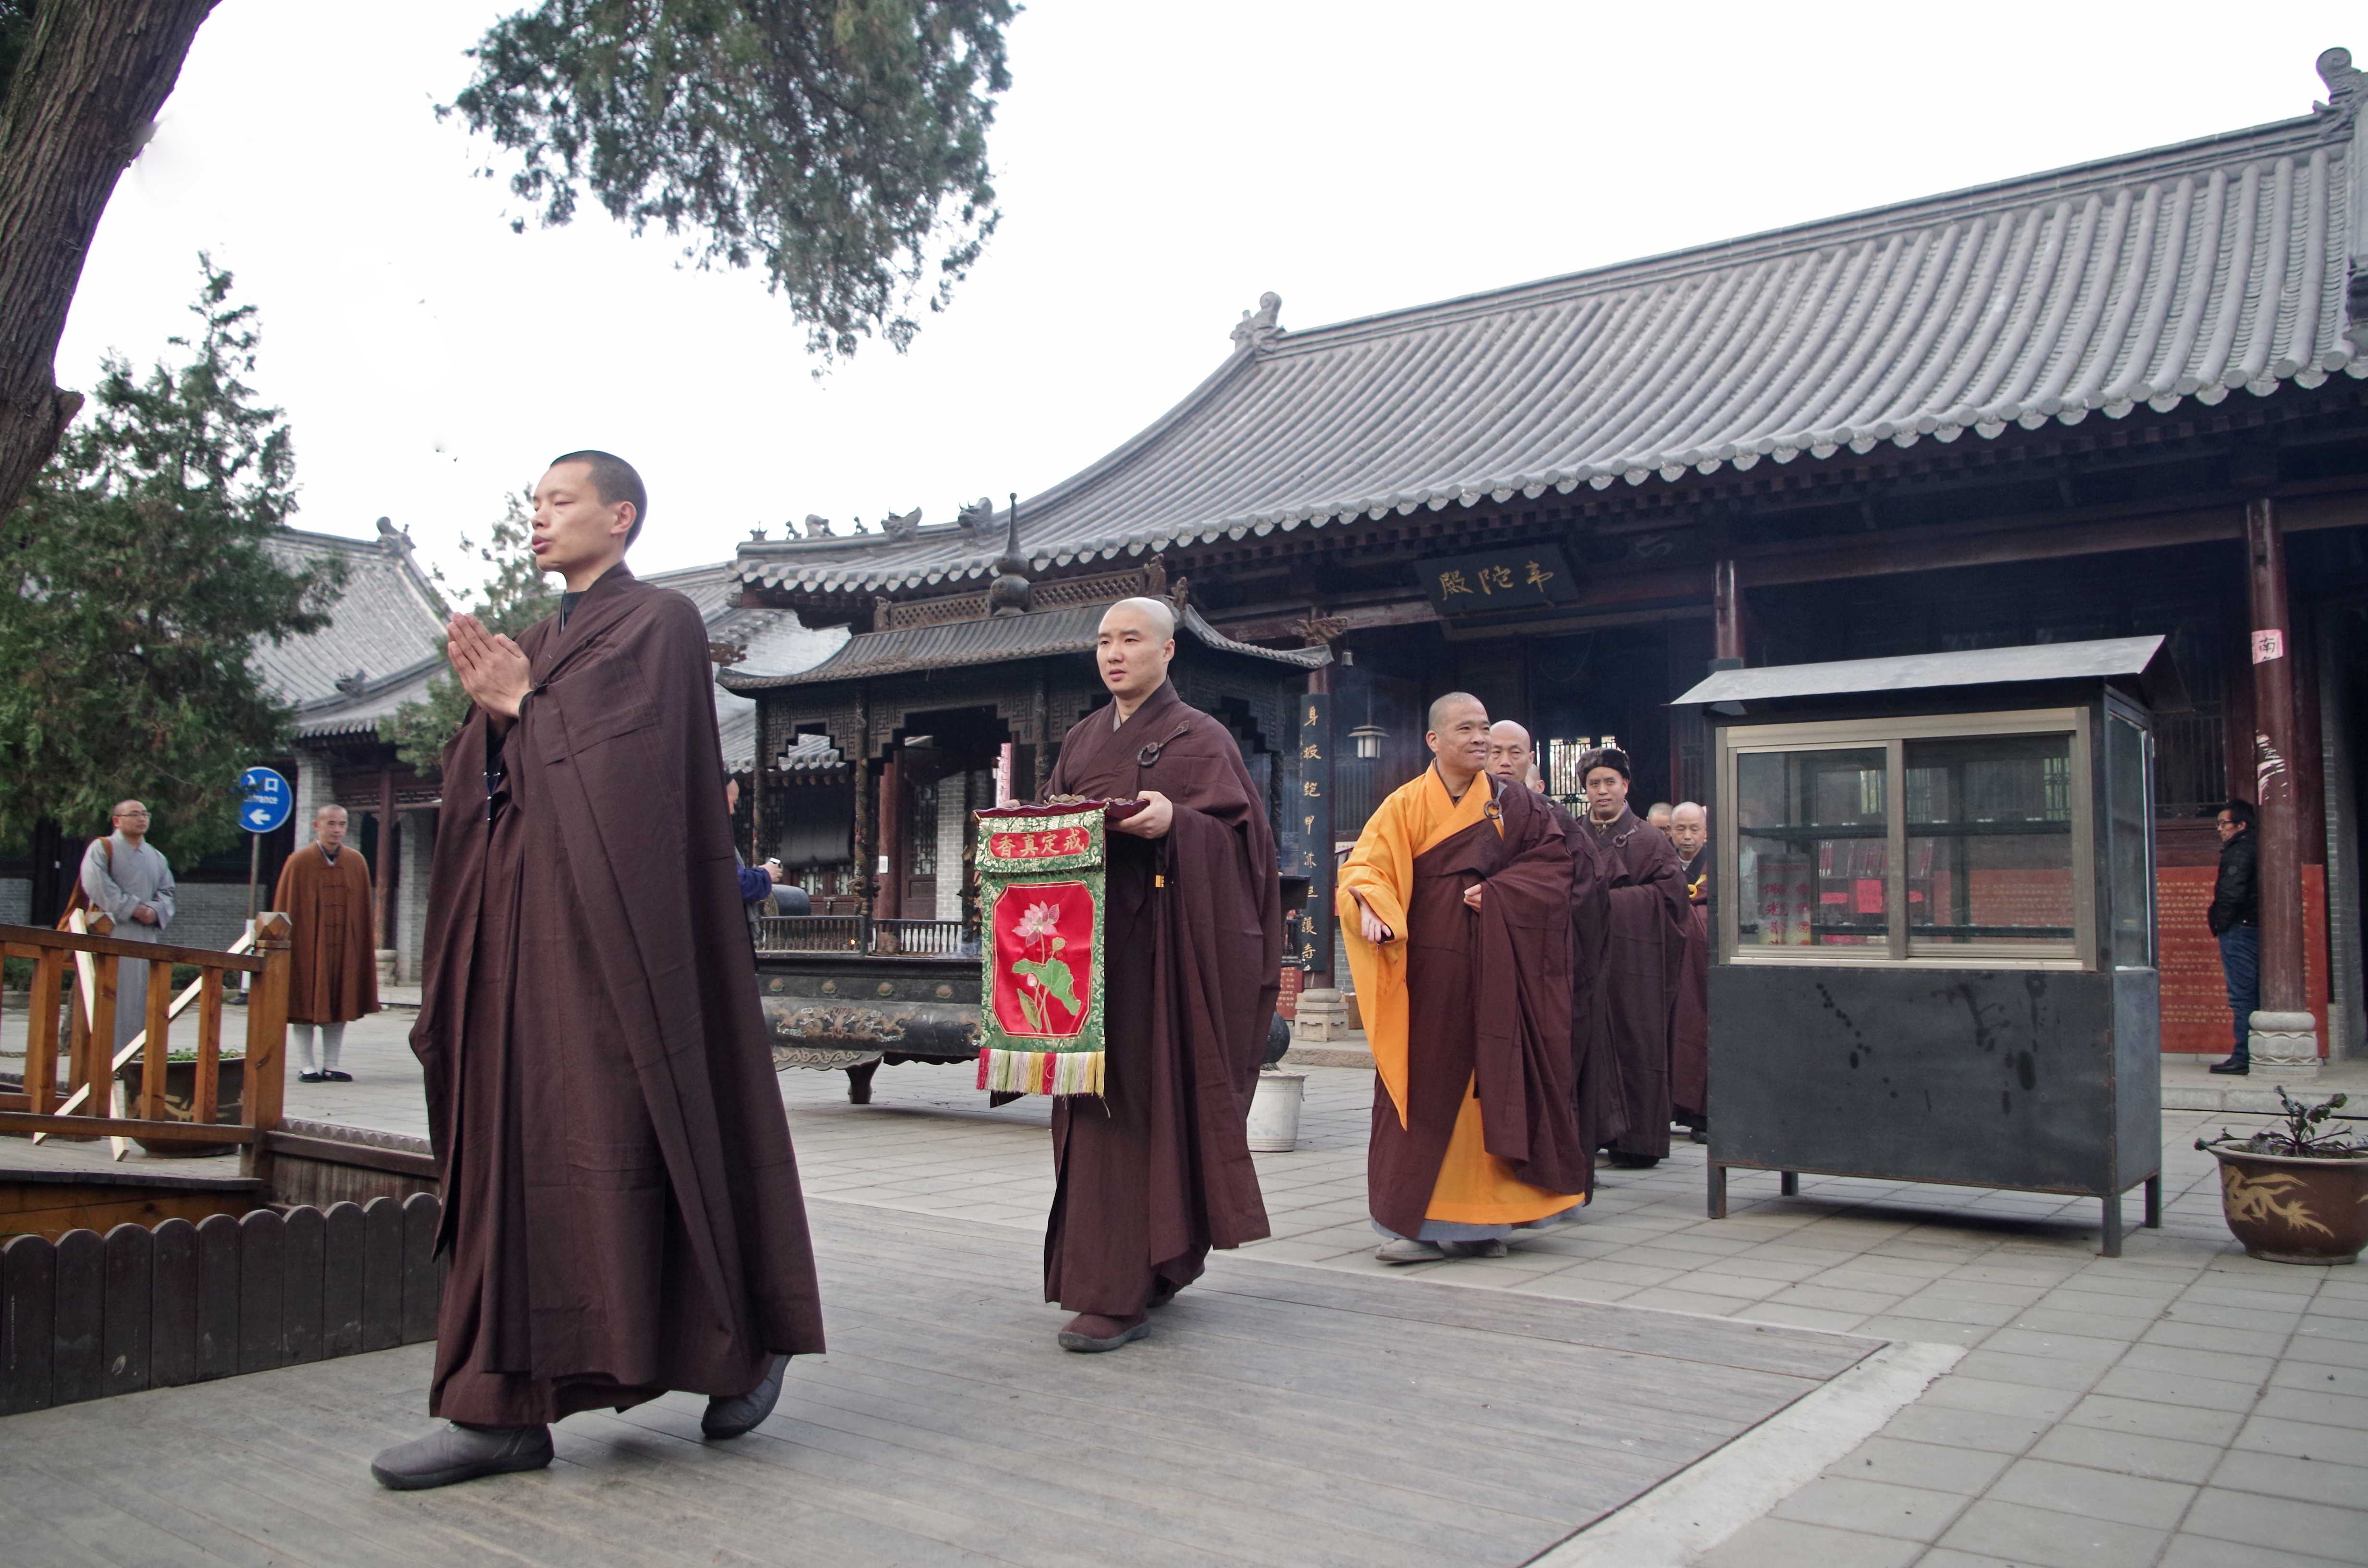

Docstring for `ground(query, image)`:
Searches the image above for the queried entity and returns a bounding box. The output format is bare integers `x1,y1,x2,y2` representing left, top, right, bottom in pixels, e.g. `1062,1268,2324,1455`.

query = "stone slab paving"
8,1009,2368,1564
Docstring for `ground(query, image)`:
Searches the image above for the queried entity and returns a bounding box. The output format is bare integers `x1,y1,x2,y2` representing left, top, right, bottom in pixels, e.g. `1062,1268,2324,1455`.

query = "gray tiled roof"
1672,634,2169,705
259,524,448,716
719,603,1327,692
740,51,2368,598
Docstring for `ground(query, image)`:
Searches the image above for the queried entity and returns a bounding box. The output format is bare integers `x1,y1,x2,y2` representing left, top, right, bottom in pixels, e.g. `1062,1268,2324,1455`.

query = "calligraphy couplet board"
1418,544,1581,616
1297,694,1334,975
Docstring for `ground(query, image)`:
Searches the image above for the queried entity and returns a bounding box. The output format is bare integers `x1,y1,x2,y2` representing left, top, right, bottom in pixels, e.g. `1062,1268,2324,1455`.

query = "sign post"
238,766,292,930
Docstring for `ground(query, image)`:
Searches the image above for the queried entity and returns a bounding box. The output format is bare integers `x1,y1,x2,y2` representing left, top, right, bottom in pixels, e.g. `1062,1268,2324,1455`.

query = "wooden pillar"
1712,559,1744,666
876,755,901,921
240,912,292,1190
2245,500,2309,1023
374,769,396,953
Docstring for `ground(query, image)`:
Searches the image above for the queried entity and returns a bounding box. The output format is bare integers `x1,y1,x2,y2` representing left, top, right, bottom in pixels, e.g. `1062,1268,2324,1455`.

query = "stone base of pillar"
1291,988,1351,1044
376,948,398,989
2248,1010,2322,1078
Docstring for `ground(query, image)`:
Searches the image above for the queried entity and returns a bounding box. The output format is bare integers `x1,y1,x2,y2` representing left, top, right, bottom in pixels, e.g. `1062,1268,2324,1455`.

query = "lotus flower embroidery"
1008,900,1079,1034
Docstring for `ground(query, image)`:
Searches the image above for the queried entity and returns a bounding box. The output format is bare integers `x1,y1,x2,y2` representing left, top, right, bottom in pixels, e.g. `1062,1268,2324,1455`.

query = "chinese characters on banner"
986,826,1091,860
1290,692,1334,975
1418,545,1581,617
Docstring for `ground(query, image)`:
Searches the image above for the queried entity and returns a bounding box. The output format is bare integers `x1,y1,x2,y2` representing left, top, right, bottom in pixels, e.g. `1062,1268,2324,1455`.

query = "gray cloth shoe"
370,1422,552,1491
1375,1238,1448,1265
1442,1238,1509,1259
702,1355,789,1439
1057,1313,1150,1352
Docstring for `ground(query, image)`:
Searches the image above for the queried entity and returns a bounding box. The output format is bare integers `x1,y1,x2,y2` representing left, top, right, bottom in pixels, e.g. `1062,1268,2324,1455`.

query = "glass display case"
1677,637,2171,1255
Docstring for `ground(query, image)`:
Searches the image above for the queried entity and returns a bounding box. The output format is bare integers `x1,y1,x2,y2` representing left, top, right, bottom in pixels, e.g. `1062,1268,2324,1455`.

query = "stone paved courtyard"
7,1008,2368,1565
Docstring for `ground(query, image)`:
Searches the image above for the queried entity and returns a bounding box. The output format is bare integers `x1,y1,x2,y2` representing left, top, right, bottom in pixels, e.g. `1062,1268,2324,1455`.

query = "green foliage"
378,493,557,780
0,257,340,862
0,0,37,111
447,0,1013,361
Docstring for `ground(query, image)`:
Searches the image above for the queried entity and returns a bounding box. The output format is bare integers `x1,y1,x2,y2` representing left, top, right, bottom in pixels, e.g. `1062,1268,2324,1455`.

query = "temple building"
725,47,2368,1064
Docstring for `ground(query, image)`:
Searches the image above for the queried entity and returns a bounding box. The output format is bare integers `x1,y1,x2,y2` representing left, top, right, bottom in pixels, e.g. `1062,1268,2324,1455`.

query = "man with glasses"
79,801,177,1050
2208,799,2259,1077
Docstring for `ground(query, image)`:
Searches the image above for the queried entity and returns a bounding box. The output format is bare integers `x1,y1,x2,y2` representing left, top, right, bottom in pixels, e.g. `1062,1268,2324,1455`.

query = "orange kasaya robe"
1338,766,1590,1238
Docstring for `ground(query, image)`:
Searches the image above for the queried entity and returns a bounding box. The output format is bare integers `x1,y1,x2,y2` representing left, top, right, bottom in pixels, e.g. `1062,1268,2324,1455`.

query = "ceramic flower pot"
2209,1146,2368,1264
115,1058,246,1157
1246,1070,1306,1153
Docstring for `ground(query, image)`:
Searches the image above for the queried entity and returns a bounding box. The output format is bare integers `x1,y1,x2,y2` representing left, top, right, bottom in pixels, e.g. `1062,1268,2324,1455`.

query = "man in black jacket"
2208,799,2259,1076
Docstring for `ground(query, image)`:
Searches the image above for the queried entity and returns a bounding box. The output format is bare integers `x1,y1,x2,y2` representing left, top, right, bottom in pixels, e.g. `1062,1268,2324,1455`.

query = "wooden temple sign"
1418,545,1580,615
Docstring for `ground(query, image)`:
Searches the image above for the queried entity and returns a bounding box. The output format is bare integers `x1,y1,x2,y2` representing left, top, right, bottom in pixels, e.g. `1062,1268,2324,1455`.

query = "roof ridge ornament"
2316,47,2363,116
987,491,1033,616
880,506,921,541
1230,291,1283,354
802,513,834,539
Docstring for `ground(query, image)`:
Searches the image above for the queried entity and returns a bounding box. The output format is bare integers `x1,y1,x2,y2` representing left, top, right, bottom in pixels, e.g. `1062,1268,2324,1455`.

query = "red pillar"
2245,500,2307,1020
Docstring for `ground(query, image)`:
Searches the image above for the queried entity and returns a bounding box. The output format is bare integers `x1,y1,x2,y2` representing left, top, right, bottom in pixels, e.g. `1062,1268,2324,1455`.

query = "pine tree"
0,257,341,863
379,493,557,781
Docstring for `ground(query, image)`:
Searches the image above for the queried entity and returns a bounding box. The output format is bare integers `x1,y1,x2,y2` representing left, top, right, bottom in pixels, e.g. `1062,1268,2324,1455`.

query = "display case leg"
2100,1193,2124,1258
2143,1174,2162,1229
1779,1171,1799,1198
1707,1163,1727,1219
846,1061,880,1105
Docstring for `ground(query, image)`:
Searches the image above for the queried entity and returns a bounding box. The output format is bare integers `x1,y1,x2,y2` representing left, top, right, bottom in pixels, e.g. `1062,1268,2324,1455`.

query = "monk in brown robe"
1669,801,1712,1142
274,803,377,1083
1035,596,1281,1352
372,451,823,1491
1341,697,1589,1265
1572,746,1689,1169
1486,720,1627,1184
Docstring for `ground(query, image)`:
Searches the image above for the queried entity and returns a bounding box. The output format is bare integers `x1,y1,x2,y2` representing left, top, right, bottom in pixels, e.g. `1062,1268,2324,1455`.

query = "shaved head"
1670,800,1708,860
1104,596,1177,640
1428,691,1483,734
1486,720,1535,789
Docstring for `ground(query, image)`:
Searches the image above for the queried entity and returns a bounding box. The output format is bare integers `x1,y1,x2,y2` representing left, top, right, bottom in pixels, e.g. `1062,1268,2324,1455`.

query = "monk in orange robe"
1339,693,1591,1263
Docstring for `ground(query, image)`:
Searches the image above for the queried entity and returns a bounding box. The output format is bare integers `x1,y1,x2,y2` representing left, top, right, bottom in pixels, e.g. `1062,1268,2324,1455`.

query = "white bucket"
1246,1070,1306,1153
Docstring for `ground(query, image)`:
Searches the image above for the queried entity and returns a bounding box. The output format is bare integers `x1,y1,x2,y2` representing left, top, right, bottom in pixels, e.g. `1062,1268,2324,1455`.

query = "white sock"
294,1023,318,1073
321,1021,345,1072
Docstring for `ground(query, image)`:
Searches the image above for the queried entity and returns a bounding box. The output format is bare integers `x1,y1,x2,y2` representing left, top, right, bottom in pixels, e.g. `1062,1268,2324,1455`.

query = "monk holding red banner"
1340,693,1591,1264
1030,597,1283,1353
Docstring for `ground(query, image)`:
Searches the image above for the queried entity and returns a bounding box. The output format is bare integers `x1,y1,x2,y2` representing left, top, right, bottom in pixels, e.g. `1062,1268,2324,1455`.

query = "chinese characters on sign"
1285,693,1334,975
1418,545,1581,617
987,827,1090,860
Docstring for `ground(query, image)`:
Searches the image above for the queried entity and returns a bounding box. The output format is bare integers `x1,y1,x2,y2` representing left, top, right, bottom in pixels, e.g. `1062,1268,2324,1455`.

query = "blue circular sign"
239,766,293,833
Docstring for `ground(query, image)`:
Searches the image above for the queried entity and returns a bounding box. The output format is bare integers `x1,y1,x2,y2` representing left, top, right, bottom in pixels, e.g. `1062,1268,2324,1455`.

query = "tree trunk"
0,0,216,523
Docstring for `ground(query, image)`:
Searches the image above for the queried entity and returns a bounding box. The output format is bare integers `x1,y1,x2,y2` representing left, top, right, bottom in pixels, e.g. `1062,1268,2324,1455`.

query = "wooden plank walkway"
0,1196,1879,1567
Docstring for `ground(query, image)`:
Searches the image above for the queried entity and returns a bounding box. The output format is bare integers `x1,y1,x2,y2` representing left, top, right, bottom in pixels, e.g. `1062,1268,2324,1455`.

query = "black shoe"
702,1355,789,1439
1147,1277,1181,1310
1689,1126,1710,1145
370,1422,552,1490
1607,1152,1662,1169
298,1071,325,1083
323,1070,353,1082
2208,1057,2250,1076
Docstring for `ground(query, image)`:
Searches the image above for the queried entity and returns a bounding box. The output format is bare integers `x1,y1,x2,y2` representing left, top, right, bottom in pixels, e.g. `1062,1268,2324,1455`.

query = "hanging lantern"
1348,723,1387,760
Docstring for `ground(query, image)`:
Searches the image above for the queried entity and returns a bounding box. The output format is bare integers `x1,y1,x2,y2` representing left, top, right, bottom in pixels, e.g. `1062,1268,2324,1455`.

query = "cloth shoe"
1147,1277,1182,1310
370,1422,552,1491
1375,1238,1448,1265
323,1070,354,1082
297,1071,325,1084
1441,1238,1509,1259
1057,1312,1150,1352
702,1355,789,1439
2208,1056,2250,1076
1607,1152,1662,1169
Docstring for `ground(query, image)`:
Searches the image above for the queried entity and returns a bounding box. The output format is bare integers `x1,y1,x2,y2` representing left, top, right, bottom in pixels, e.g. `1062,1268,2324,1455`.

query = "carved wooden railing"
0,914,290,1178
753,914,973,956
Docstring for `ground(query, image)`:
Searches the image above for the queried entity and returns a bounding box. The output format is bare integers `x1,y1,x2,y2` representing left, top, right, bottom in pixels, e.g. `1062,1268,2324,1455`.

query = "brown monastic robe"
1355,773,1591,1240
274,843,378,1024
1541,794,1627,1183
1571,806,1689,1163
411,565,824,1425
1038,680,1281,1316
1672,849,1712,1124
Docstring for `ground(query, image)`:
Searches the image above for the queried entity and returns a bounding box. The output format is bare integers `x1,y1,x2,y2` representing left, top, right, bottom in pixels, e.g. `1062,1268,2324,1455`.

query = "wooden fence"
0,1193,442,1415
0,914,291,1180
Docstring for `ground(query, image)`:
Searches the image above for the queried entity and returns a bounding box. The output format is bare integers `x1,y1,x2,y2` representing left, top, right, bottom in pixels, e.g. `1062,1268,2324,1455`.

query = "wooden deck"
0,1195,1876,1566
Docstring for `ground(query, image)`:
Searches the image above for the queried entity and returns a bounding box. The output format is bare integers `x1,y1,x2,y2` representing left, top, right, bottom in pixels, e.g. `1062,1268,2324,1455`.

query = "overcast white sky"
54,2,2363,595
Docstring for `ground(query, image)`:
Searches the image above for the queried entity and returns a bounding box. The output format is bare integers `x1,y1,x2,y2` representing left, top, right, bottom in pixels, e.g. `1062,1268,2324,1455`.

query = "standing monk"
274,804,377,1084
1486,721,1626,1185
1668,802,1712,1143
1571,747,1689,1170
78,801,175,1050
372,452,823,1491
1036,597,1283,1352
1342,698,1589,1265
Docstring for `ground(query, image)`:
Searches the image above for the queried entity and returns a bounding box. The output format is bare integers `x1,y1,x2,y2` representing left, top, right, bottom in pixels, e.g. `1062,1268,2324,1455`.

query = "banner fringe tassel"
976,1046,1104,1098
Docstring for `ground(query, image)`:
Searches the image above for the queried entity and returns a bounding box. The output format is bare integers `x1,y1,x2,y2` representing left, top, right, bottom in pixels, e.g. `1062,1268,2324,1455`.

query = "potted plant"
2197,1090,2368,1265
115,1049,246,1158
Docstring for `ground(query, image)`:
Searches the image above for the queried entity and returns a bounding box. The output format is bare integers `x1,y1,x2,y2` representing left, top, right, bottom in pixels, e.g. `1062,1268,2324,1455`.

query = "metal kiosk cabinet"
1674,636,2172,1256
